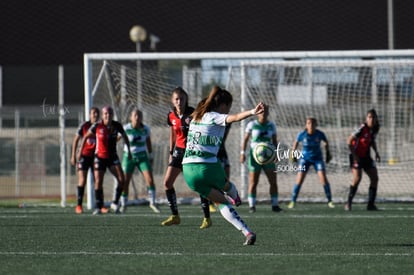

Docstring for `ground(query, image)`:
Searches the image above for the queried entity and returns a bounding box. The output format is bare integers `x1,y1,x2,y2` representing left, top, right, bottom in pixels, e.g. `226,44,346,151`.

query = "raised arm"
226,102,265,124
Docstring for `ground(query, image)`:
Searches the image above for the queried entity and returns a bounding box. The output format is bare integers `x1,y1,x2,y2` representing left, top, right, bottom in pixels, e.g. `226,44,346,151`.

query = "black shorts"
349,154,376,171
94,155,121,171
169,148,185,169
77,155,94,171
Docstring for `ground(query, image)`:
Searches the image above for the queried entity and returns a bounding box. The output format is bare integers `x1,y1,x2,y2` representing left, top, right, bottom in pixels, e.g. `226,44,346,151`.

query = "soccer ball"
252,142,276,165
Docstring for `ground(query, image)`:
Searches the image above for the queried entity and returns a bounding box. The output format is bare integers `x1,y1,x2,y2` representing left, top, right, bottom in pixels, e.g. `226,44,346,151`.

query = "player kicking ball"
182,86,263,245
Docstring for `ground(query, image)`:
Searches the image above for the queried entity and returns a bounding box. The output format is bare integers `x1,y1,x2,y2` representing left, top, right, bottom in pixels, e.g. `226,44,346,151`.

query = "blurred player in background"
70,107,99,214
346,109,381,211
121,108,160,213
161,87,211,228
288,117,334,209
182,85,261,245
240,104,282,213
78,106,132,215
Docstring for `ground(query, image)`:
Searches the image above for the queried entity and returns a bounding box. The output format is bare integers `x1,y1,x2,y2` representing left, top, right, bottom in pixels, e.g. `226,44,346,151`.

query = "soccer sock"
291,183,302,202
248,193,256,208
271,193,279,206
218,202,252,236
200,196,210,218
113,187,122,204
323,183,332,202
147,186,156,205
95,189,104,209
348,185,358,204
120,192,128,207
166,188,179,215
77,186,85,206
368,186,377,205
225,182,239,201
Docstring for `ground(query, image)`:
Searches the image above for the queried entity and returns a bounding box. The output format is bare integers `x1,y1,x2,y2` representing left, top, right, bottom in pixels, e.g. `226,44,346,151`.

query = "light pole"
129,25,147,110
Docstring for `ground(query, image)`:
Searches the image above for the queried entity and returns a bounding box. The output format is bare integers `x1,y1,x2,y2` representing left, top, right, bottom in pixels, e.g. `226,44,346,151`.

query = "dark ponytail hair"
191,86,232,121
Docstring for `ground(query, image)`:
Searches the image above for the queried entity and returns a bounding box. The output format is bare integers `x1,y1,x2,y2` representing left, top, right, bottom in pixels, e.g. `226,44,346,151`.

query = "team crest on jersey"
171,119,176,126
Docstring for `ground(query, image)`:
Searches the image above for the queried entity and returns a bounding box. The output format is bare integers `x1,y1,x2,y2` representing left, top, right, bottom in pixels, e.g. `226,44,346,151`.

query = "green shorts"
122,151,152,174
182,162,226,198
248,150,276,172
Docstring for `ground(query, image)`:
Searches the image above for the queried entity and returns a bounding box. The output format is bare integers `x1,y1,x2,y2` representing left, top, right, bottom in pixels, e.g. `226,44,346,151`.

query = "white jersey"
245,119,277,149
182,112,228,164
123,123,151,154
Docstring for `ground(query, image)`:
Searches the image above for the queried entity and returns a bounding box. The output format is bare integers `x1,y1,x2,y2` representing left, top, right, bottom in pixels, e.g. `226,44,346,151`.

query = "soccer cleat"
249,206,256,213
272,205,283,212
225,193,242,207
161,215,180,226
110,202,121,214
101,207,109,214
199,217,212,229
328,201,335,208
344,203,352,211
288,201,295,209
92,208,102,215
234,195,242,206
75,205,83,214
243,232,256,246
367,204,378,211
227,194,242,206
209,204,217,213
120,205,126,214
149,204,161,213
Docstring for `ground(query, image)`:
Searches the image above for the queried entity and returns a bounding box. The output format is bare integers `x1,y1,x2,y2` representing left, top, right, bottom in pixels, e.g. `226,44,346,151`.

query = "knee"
164,180,173,190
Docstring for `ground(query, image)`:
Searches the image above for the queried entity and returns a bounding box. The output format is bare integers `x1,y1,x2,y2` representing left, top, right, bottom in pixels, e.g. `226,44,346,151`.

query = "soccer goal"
84,50,414,208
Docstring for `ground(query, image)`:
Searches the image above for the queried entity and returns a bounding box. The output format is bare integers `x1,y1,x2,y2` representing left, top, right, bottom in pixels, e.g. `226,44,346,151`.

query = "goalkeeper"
288,117,334,209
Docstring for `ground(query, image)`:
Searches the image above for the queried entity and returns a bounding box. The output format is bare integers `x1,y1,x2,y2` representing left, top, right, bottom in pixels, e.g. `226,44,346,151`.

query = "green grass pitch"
0,203,413,274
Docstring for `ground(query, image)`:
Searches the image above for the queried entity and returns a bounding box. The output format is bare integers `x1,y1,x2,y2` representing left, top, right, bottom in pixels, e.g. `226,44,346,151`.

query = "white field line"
2,214,414,219
0,251,411,257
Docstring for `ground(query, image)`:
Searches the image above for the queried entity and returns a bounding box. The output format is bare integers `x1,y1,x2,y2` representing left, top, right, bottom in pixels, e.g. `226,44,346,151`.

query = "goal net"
84,51,414,206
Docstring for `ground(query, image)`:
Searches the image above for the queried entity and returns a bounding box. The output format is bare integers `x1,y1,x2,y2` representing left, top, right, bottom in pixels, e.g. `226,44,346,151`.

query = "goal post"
84,50,414,207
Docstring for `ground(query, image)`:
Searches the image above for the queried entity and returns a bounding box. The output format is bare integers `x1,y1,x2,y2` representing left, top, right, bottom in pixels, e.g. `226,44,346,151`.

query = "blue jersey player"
288,117,334,209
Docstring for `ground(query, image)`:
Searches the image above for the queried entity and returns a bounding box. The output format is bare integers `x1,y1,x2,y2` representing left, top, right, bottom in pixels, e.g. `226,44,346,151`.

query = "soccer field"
0,203,413,274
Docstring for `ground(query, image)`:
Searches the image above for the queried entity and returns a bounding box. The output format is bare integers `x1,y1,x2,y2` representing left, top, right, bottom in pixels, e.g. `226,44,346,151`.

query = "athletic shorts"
298,158,325,173
248,151,276,172
77,155,94,171
169,147,185,169
94,155,121,171
122,151,152,174
182,162,226,198
349,155,376,171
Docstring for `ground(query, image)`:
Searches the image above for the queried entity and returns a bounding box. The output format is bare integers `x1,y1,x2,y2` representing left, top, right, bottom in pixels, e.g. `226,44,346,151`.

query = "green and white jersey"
182,112,227,164
123,123,151,154
245,120,276,149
